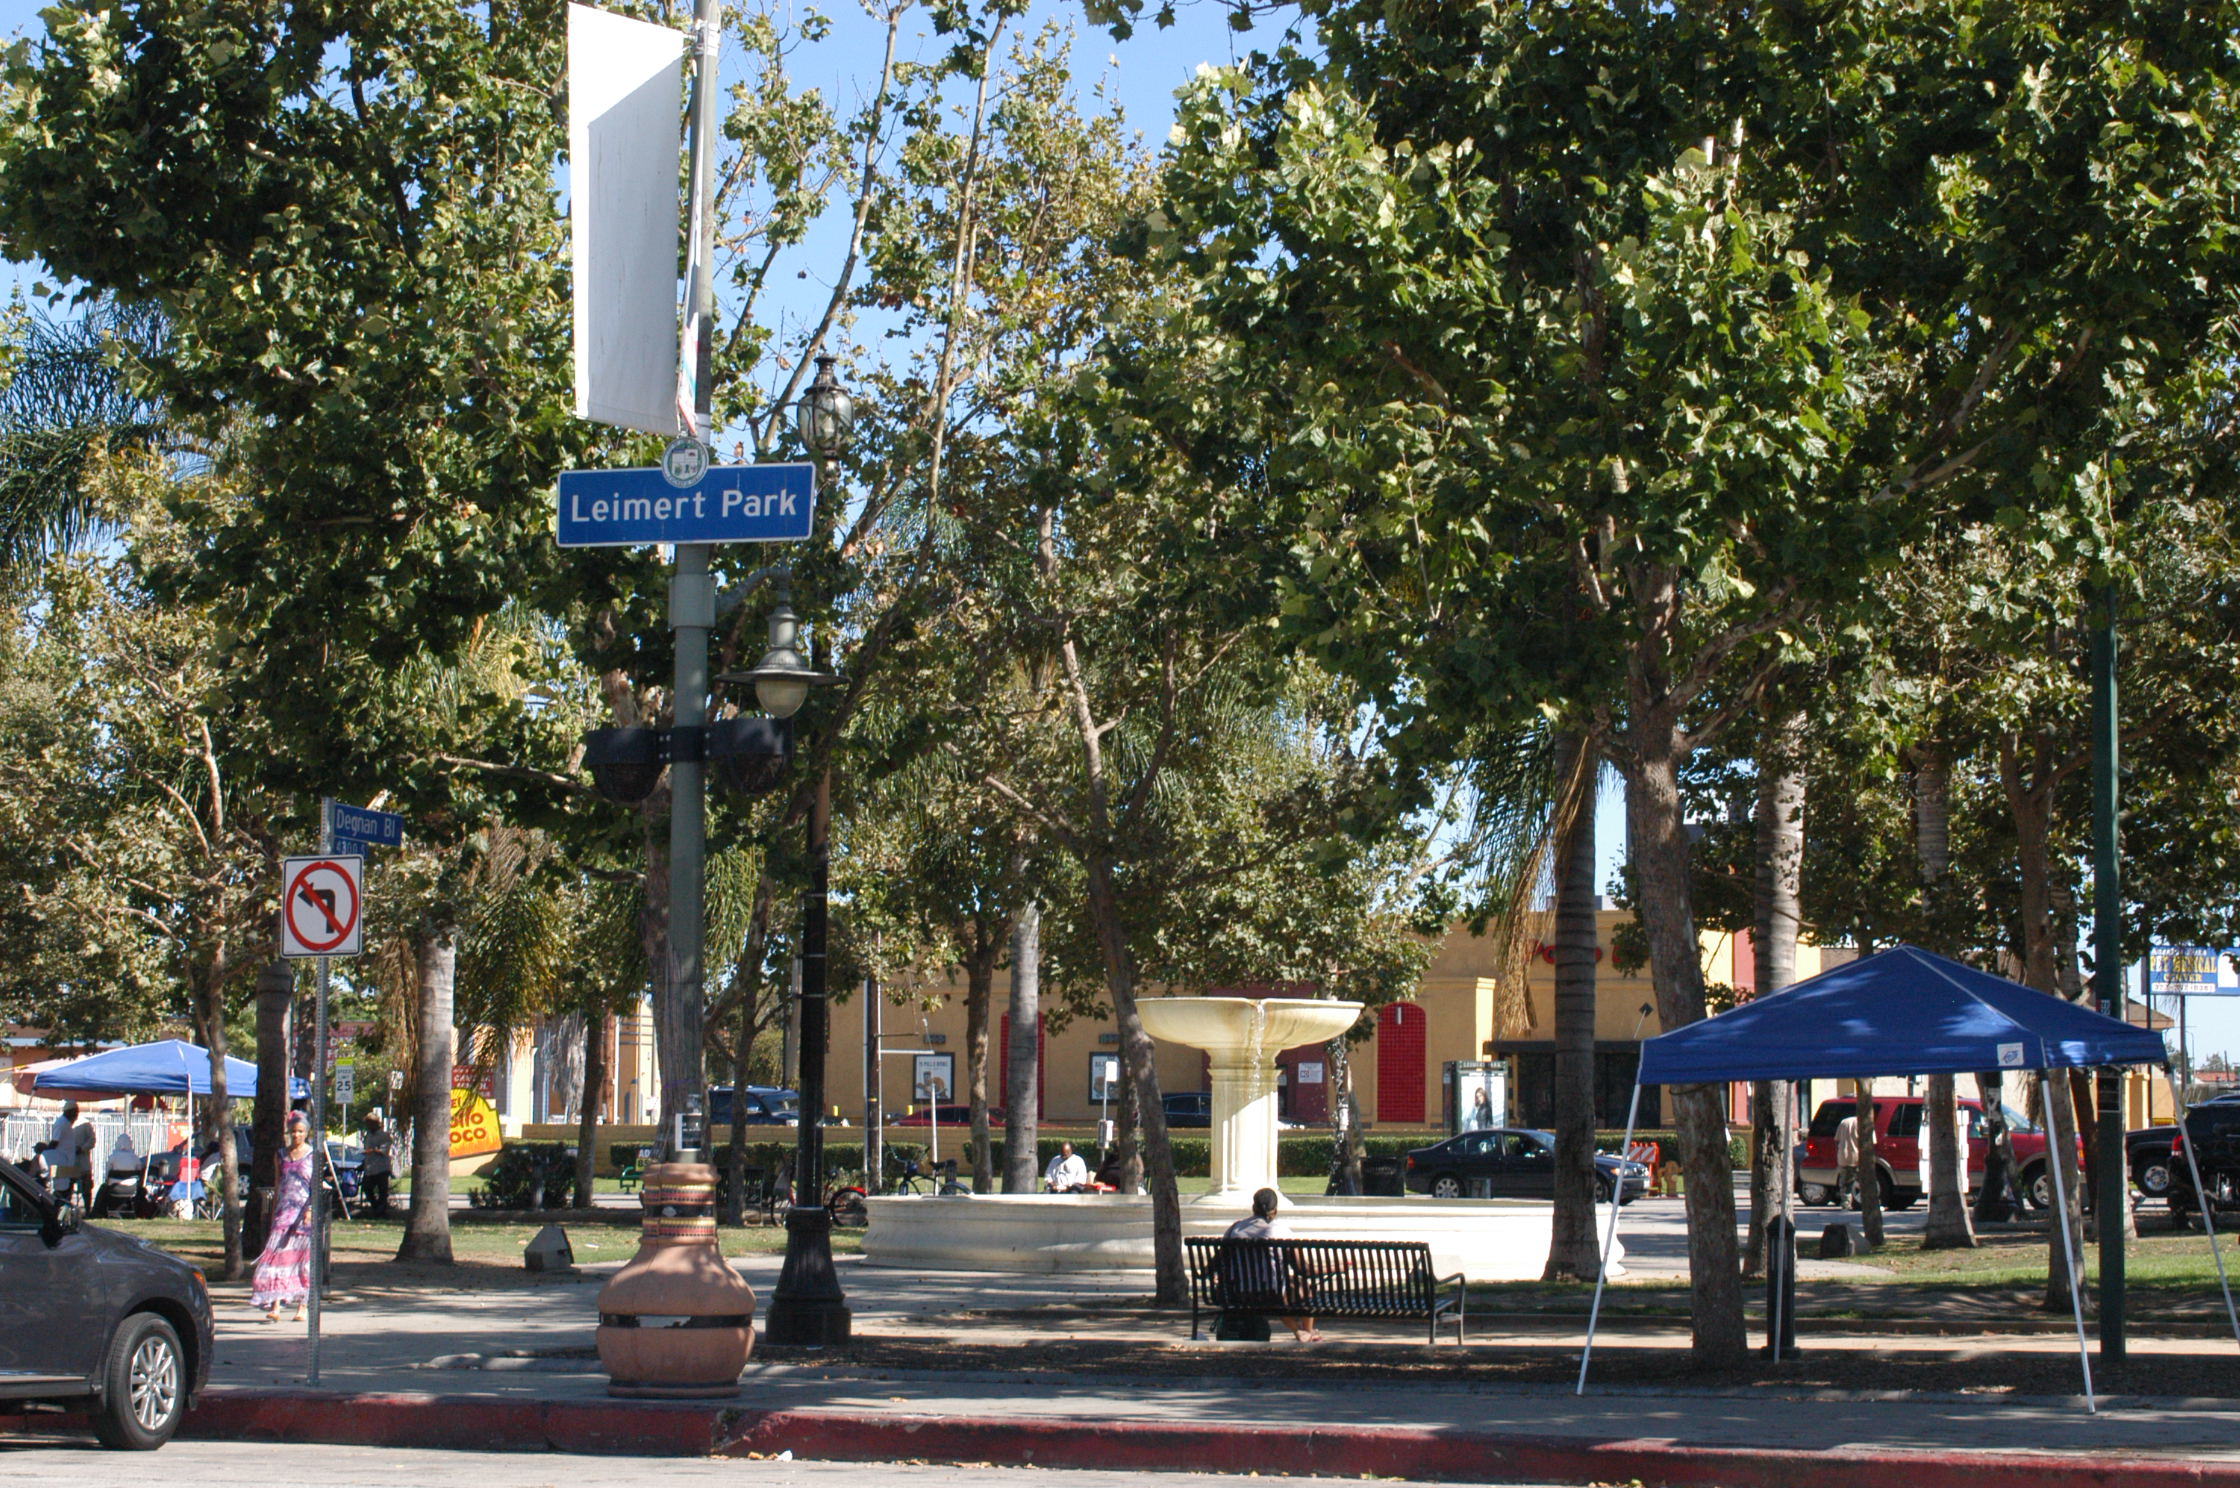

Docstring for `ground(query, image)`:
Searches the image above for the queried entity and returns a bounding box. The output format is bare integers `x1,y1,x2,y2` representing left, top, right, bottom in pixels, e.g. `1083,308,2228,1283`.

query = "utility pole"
658,0,723,1162
2091,586,2125,1359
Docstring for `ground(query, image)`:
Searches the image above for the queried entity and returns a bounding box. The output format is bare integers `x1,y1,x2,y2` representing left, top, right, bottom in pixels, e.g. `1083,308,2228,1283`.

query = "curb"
159,1387,2240,1487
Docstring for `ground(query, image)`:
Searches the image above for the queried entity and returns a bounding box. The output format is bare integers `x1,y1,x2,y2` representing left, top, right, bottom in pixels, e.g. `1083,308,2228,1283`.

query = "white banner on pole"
568,3,686,436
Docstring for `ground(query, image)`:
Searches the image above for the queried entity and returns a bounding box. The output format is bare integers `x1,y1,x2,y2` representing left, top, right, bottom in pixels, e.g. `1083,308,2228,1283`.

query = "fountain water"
861,996,1619,1282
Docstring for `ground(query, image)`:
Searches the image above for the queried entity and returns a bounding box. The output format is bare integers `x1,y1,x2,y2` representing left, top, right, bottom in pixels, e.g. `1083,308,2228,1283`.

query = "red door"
1376,1003,1426,1124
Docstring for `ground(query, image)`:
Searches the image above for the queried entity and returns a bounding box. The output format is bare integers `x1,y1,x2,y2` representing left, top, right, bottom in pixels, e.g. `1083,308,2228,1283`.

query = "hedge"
562,1125,1751,1188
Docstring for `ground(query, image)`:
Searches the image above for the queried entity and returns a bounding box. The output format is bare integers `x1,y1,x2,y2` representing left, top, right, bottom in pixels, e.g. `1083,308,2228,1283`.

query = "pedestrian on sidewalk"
251,1111,315,1324
1835,1113,1860,1208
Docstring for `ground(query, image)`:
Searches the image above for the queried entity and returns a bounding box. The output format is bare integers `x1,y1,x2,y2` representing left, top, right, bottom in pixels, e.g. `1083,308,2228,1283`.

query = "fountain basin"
1136,997,1362,1198
860,1191,1623,1283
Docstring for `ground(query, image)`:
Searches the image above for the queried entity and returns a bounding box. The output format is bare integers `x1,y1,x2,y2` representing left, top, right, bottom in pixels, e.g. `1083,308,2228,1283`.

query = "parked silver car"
0,1156,213,1449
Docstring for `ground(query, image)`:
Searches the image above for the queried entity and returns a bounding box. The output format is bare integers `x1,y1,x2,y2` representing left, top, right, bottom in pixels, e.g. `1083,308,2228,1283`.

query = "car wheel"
1799,1182,1832,1207
2137,1159,2173,1198
1883,1175,1919,1211
90,1312,185,1451
2021,1164,2052,1213
1429,1174,1463,1199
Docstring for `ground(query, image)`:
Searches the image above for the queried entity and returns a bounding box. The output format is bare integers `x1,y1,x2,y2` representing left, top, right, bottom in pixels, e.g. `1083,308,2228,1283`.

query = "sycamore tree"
1141,0,2240,1360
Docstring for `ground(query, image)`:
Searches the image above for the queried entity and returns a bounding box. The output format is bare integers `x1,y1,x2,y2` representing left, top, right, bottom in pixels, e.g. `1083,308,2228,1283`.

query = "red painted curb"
8,1387,2209,1487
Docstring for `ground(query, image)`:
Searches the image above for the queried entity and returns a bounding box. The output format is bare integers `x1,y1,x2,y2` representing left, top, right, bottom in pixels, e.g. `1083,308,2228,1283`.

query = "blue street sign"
556,463,816,548
331,837,371,857
328,802,405,848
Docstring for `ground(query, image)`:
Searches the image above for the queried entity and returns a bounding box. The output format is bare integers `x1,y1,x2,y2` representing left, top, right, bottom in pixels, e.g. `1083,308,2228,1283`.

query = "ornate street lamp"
756,354,854,1348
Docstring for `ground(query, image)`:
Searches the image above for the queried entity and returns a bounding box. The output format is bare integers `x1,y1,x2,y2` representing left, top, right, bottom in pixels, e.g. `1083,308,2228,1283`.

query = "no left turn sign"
282,854,364,958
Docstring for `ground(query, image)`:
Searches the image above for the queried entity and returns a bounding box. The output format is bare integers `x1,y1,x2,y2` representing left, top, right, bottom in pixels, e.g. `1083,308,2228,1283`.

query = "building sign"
449,1087,502,1158
2151,946,2240,996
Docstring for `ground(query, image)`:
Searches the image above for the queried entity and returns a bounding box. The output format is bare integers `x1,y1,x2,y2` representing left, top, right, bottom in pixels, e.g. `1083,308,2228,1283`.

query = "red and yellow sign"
448,1087,501,1159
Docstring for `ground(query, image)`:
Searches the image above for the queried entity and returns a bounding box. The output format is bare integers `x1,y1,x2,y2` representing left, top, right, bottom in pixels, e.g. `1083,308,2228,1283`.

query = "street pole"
2091,586,2126,1359
865,973,882,1189
766,768,851,1344
309,801,332,1386
662,0,722,1159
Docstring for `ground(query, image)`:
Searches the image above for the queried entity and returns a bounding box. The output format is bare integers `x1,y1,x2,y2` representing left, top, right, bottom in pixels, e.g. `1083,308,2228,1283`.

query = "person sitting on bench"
1222,1187,1322,1342
1044,1141,1090,1193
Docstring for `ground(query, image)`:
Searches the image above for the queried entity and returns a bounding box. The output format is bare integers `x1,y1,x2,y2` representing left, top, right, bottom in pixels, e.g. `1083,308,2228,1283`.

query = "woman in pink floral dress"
250,1111,315,1322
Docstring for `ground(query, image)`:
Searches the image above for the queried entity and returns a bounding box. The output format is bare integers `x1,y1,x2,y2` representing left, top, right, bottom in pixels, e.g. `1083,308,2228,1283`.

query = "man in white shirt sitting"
1044,1141,1090,1193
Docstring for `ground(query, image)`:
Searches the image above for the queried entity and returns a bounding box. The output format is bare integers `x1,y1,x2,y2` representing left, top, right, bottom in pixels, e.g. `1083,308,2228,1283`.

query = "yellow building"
817,911,1841,1135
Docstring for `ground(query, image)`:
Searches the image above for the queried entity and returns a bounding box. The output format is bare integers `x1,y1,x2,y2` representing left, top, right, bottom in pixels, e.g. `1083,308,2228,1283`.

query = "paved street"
0,1439,1502,1488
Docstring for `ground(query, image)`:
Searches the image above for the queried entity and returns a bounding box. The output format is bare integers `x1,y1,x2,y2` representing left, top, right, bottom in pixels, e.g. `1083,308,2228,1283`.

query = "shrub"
471,1142,578,1210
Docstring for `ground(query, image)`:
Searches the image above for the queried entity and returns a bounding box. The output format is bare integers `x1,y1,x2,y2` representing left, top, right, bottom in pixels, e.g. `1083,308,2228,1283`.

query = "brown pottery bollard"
596,1163,756,1397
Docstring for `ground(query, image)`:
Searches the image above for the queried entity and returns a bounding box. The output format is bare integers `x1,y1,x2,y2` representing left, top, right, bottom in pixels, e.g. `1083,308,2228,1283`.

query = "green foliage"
469,1142,580,1211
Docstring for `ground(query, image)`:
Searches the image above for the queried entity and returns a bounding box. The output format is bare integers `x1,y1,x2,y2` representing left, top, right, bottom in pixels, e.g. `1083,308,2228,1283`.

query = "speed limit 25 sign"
281,854,365,958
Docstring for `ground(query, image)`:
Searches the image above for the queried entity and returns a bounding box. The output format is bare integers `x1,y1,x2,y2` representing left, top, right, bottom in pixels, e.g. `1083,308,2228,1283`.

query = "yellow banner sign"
449,1087,502,1158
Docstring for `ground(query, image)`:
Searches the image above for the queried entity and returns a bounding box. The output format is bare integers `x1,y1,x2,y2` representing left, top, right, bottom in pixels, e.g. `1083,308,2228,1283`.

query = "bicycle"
885,1155,971,1198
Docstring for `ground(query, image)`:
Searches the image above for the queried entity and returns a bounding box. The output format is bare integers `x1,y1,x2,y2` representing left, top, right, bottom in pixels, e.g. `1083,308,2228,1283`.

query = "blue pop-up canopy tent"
1579,946,2227,1410
33,1039,292,1099
1637,945,2171,1085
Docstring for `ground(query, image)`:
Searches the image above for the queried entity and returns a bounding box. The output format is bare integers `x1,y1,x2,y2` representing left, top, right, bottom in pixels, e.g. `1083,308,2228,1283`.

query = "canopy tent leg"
2042,1071,2096,1413
1575,1077,1644,1395
1771,1083,1796,1360
2165,1066,2240,1349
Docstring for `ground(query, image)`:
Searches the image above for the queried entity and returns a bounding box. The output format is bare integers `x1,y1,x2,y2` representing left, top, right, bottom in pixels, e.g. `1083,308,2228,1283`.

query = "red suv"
1799,1095,2065,1210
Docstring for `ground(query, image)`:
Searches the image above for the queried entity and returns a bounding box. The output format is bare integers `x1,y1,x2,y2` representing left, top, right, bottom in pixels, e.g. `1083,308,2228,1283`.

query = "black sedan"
0,1156,213,1448
1404,1127,1648,1203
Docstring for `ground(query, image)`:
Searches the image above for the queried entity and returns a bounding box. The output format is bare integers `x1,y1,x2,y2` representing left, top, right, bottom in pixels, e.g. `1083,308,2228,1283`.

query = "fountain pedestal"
1137,997,1361,1200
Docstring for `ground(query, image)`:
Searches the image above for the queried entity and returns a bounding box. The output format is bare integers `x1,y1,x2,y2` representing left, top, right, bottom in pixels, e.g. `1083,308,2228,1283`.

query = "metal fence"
1,1108,188,1178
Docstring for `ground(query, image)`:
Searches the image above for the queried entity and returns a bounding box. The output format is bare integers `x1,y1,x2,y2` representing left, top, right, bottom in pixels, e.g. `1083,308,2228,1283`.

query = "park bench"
614,1144,652,1193
1184,1235,1466,1346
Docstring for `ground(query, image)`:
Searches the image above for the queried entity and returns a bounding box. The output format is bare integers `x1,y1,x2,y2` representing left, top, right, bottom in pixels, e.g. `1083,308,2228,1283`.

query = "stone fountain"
1136,996,1360,1201
861,996,1618,1282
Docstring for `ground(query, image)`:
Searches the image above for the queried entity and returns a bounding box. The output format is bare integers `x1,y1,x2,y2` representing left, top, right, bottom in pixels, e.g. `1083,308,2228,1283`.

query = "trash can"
1361,1156,1405,1197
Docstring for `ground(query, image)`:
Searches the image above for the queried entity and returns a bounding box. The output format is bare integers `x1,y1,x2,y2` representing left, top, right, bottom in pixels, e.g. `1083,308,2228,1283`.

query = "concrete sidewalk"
94,1251,2228,1482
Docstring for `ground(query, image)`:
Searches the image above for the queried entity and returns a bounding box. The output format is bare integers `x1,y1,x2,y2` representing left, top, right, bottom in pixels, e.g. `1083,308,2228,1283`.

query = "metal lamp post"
753,352,852,1347
2091,585,2125,1358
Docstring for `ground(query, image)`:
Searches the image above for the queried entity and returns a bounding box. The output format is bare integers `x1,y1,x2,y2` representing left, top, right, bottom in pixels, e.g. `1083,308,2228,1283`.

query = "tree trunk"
1745,712,1804,1276
964,928,1000,1193
1621,742,1747,1363
1003,898,1042,1194
1974,1070,2020,1221
574,1011,607,1216
193,948,245,1280
1086,854,1181,1302
720,970,759,1226
544,1014,586,1123
1914,744,1976,1250
2043,1070,2088,1311
1922,1075,1975,1248
2004,734,2086,1296
397,924,457,1263
251,959,292,1255
1855,1080,1885,1248
1544,731,1601,1280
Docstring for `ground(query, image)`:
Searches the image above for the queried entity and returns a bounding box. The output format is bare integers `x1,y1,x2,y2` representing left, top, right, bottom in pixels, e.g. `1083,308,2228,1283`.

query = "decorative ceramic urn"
595,1163,756,1397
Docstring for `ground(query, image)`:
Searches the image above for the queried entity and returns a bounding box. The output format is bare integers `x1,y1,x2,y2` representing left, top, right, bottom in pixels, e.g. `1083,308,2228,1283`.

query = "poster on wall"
1446,1059,1508,1136
913,1053,954,1103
